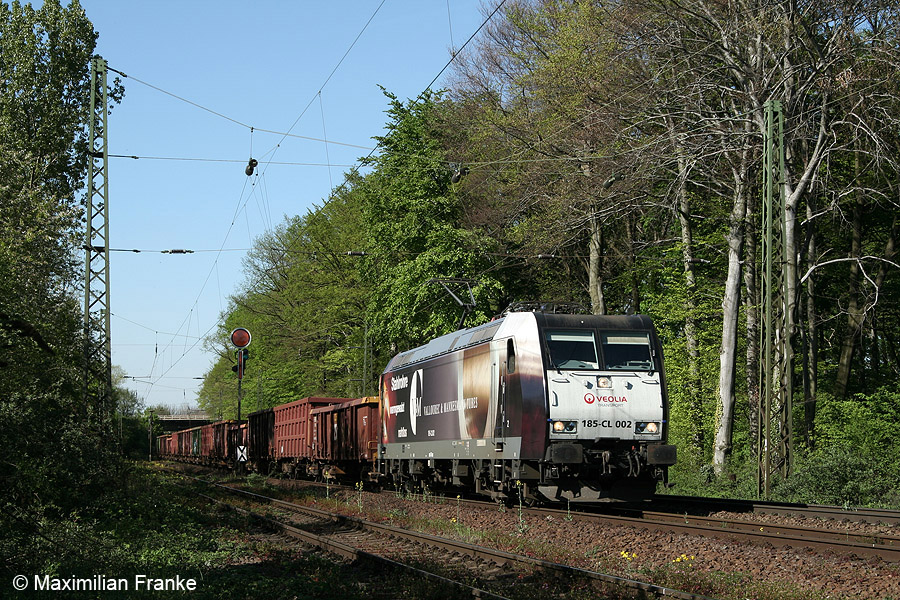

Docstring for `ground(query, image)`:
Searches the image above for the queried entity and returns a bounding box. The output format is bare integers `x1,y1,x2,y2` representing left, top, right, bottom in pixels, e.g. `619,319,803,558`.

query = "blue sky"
80,1,490,409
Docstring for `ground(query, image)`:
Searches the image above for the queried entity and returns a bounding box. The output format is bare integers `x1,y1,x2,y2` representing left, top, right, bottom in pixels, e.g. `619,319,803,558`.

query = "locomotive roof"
385,312,659,373
387,317,506,371
535,312,656,331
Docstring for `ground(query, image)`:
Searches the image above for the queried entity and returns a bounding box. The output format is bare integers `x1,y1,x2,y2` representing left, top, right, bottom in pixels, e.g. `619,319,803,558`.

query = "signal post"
230,328,251,472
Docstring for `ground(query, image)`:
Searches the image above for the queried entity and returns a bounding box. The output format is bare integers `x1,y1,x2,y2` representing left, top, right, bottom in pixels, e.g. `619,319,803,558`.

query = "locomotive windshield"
546,330,655,371
600,332,654,371
545,331,599,370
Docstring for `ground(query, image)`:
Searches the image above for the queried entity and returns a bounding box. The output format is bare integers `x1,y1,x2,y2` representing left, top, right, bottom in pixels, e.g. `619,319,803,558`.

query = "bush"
773,444,900,507
773,387,900,507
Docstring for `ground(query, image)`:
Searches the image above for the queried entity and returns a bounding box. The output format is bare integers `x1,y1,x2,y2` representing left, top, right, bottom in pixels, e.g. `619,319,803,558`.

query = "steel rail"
652,494,900,525
172,471,723,600
505,502,900,563
193,490,511,600
430,493,900,563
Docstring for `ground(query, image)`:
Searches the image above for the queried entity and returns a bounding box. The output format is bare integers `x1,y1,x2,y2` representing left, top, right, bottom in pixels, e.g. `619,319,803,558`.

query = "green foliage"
360,90,505,352
0,0,96,201
811,388,900,468
773,445,898,508
772,388,900,507
0,0,131,577
641,237,724,462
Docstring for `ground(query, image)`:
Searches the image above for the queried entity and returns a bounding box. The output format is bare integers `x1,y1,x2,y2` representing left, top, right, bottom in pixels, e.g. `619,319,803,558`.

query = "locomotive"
379,308,676,502
158,305,676,502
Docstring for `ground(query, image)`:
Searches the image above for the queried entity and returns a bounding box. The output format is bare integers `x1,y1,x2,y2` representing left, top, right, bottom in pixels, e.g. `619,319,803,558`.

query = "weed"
515,480,528,534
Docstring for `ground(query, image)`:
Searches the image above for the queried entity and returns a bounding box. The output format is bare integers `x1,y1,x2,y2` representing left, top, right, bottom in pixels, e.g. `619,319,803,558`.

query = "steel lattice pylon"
84,57,112,409
758,100,793,498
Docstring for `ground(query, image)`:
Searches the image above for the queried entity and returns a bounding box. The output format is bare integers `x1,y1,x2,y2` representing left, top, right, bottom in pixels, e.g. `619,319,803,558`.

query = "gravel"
296,484,900,600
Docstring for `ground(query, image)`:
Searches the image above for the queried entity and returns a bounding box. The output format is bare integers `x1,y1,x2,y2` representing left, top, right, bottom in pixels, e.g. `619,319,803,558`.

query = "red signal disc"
230,327,251,348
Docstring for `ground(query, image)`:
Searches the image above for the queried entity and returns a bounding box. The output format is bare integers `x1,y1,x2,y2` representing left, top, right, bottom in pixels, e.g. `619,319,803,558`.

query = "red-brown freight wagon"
172,427,201,459
200,423,215,461
273,397,352,476
198,420,245,464
229,421,247,463
173,429,189,458
309,396,380,481
248,408,274,473
155,434,171,458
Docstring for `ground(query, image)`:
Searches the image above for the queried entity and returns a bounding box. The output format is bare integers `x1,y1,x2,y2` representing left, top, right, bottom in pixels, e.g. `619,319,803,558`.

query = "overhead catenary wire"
254,0,388,174
131,2,390,403
105,67,374,152
108,154,360,166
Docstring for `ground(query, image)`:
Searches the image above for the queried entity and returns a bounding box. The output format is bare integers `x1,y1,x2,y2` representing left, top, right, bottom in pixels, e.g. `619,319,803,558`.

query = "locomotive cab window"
600,332,654,371
545,330,599,370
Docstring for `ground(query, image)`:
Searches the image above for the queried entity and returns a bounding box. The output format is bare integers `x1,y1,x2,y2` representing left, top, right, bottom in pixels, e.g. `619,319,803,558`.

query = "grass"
10,464,495,599
130,467,859,600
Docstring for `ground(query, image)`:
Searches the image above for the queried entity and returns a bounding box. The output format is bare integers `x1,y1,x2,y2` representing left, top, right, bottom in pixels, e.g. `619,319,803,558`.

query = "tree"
0,0,126,574
199,177,374,416
360,90,504,352
451,0,648,315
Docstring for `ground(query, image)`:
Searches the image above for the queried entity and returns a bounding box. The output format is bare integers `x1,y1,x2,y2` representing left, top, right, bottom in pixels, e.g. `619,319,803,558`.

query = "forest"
2,0,899,589
3,5,900,578
197,0,900,505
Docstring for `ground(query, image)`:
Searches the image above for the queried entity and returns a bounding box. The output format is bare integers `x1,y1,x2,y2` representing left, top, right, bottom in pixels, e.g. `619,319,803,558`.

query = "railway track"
650,493,900,525
371,488,900,563
171,470,722,600
161,463,900,563
529,501,900,563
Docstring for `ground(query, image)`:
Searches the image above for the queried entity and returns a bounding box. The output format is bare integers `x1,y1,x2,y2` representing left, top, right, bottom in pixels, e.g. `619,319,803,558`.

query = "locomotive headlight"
635,421,660,434
596,376,612,389
551,420,577,433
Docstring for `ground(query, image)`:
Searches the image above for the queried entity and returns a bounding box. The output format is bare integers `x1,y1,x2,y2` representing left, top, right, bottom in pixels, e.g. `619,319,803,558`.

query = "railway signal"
230,327,251,348
230,327,251,417
230,328,251,380
232,347,250,379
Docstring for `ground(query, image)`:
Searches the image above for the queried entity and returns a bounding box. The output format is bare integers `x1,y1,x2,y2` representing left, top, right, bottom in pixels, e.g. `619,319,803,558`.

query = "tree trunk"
802,198,819,446
743,186,760,457
834,154,865,397
870,212,898,381
625,217,641,314
668,116,704,454
588,209,606,316
713,177,748,475
586,173,622,316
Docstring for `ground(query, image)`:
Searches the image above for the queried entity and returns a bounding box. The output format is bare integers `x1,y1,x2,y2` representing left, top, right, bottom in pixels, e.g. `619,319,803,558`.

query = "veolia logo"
409,369,423,435
584,393,628,404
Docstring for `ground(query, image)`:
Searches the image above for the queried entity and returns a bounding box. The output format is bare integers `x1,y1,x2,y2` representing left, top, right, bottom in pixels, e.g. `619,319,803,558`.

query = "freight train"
157,306,676,502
